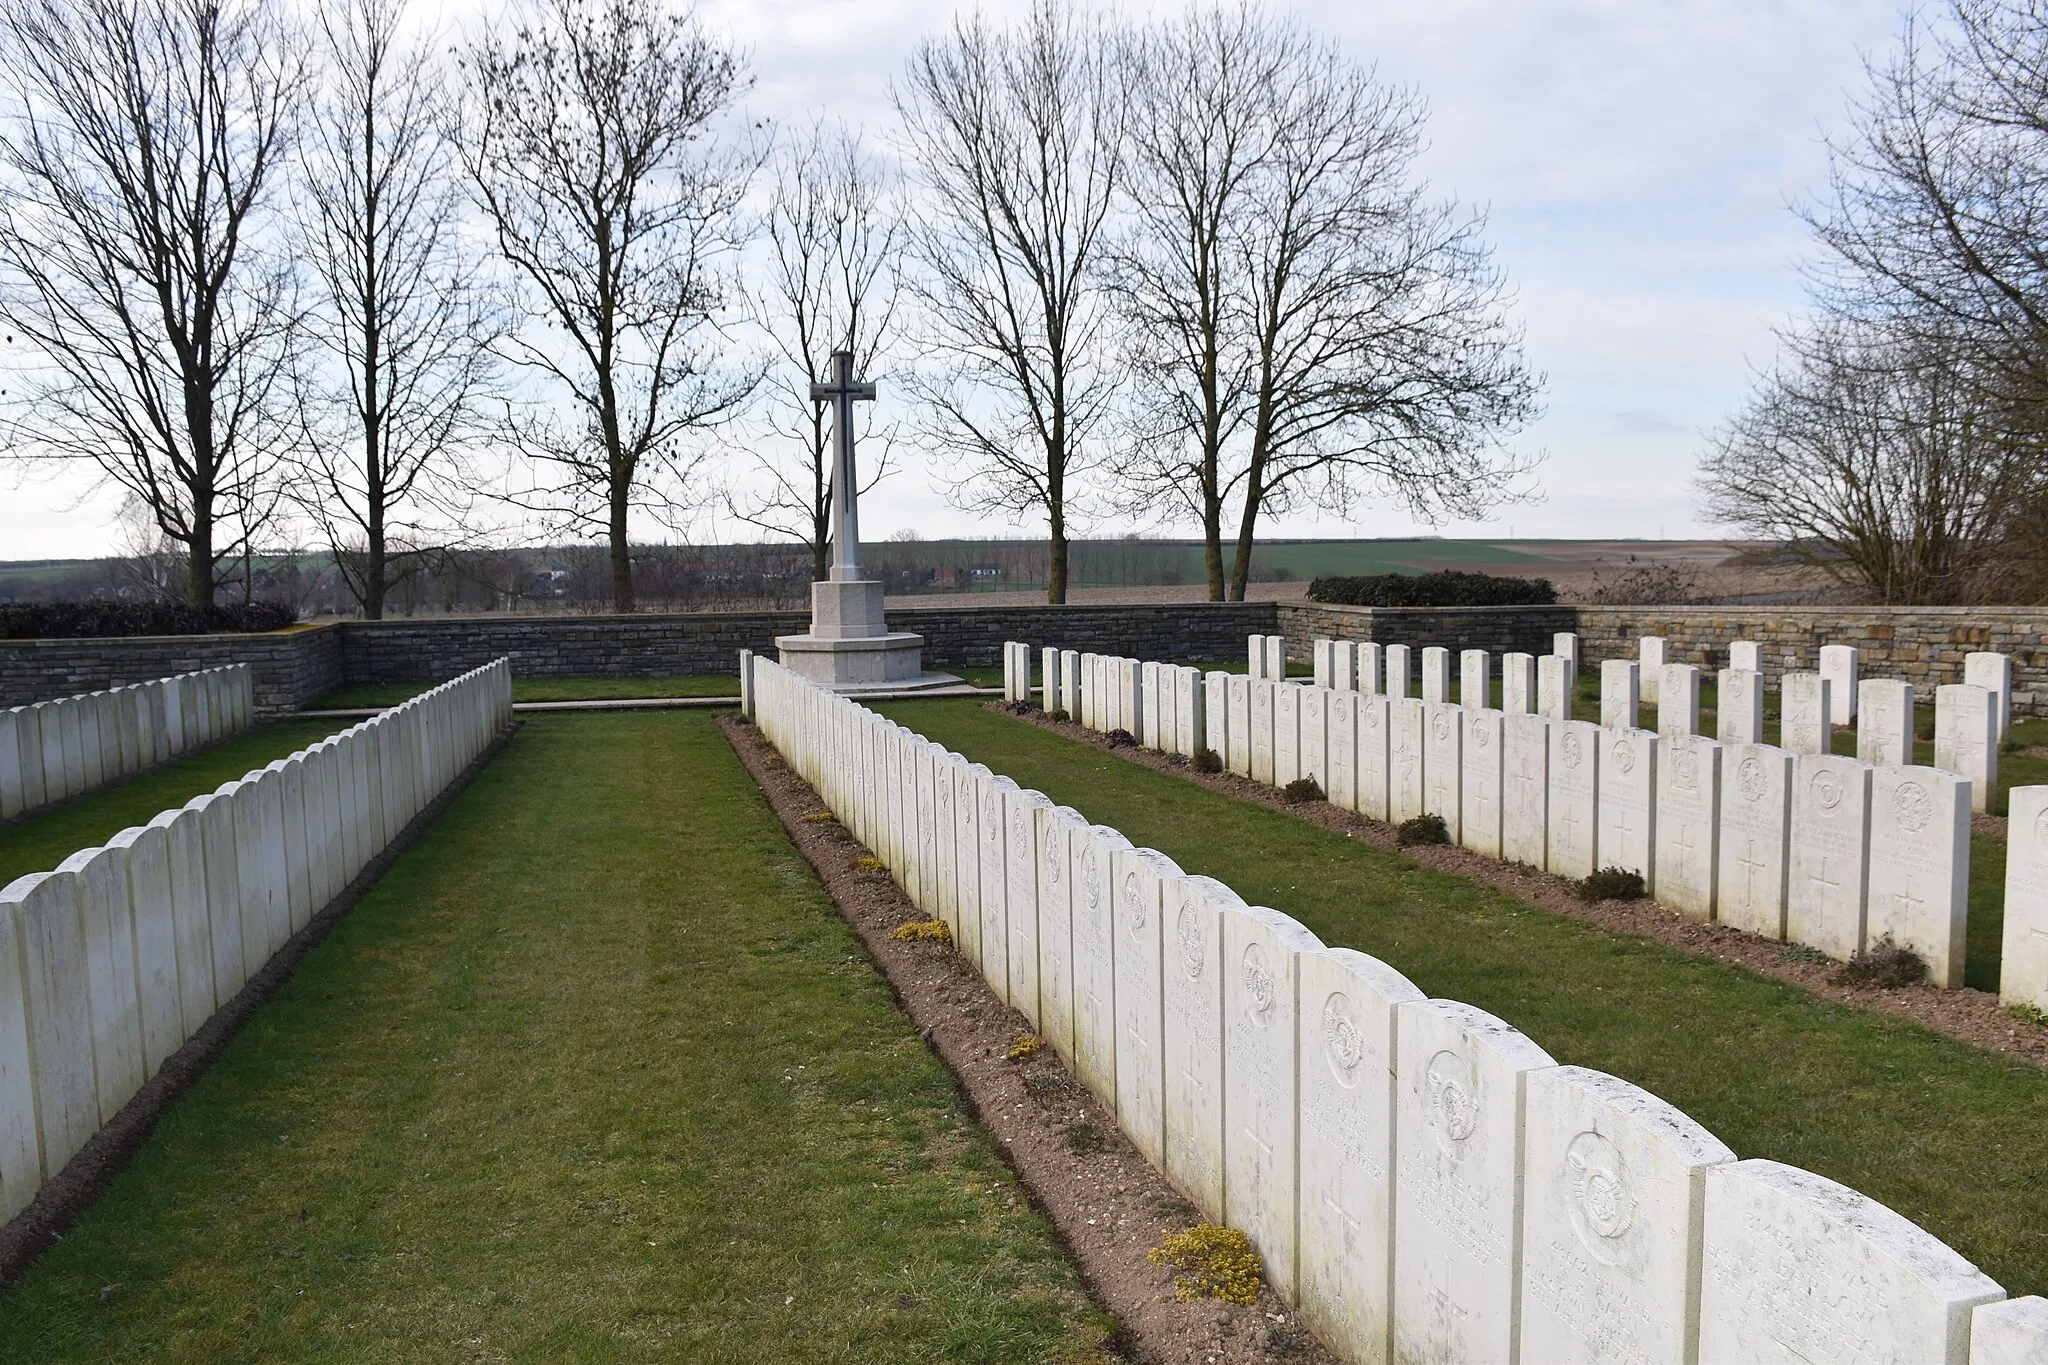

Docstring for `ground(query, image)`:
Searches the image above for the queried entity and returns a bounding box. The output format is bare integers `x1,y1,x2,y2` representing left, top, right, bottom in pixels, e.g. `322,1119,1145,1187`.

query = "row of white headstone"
1012,640,2038,1004
0,659,513,1224
0,666,256,821
749,654,2045,1365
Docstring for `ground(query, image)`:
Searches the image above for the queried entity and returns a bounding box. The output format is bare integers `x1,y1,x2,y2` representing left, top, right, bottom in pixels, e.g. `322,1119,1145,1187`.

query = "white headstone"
12,708,45,812
1227,675,1253,777
58,844,145,1123
1070,824,1132,1110
951,759,982,962
1549,720,1601,880
1865,766,1971,987
1657,663,1700,738
1274,683,1303,787
1060,649,1081,717
1640,637,1667,705
1820,644,1860,726
1503,713,1550,869
150,804,217,1028
1140,661,1163,747
1698,1159,2003,1365
1653,734,1721,919
1249,635,1267,680
1357,642,1384,697
1357,694,1391,821
1519,1066,1737,1365
1423,700,1463,842
1112,846,1180,1168
1391,999,1557,1365
1461,708,1505,859
1328,690,1358,810
1163,874,1241,1223
1035,804,1087,1062
0,711,22,820
4,870,97,1176
1250,679,1278,785
1554,631,1581,677
1717,667,1765,745
1935,683,1997,815
1597,728,1658,893
1858,679,1916,767
1041,646,1060,712
1300,686,1330,789
1222,904,1323,1300
0,886,37,1220
1972,1295,2048,1364
1204,670,1229,760
1297,948,1423,1364
2000,787,2048,1014
1729,639,1763,674
1503,652,1536,716
1314,639,1334,688
1005,786,1052,1023
1964,651,2012,741
1333,640,1359,692
978,773,1015,1001
1718,744,1794,941
1601,660,1640,730
1788,755,1873,961
1539,653,1572,725
1460,649,1491,709
1780,672,1832,756
1385,644,1412,699
1421,647,1452,704
1268,634,1288,679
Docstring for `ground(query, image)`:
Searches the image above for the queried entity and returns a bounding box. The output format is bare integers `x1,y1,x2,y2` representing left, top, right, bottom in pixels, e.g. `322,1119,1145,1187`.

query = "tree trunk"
1228,474,1262,602
187,519,213,609
609,482,634,613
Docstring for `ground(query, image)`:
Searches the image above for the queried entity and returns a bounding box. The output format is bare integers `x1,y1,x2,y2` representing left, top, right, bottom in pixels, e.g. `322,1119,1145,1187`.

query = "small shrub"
1023,1069,1076,1103
2006,1000,2048,1026
1006,1033,1044,1062
1834,936,1929,989
1105,728,1137,749
1266,1325,1308,1357
1578,866,1646,902
800,811,837,824
1782,943,1832,966
1147,1224,1263,1305
1005,700,1035,716
1192,747,1223,774
1307,569,1556,608
854,854,886,873
1395,814,1450,846
889,918,952,946
1065,1120,1107,1155
1046,708,1070,722
1282,776,1325,804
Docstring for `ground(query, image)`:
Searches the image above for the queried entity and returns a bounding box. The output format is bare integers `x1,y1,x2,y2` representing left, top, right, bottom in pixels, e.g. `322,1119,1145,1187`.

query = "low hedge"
1307,570,1557,607
0,601,298,640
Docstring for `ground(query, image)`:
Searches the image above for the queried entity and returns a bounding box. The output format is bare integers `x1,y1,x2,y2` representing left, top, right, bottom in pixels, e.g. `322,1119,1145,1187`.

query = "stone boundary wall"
0,660,514,1225
750,656,2039,1365
0,627,343,718
1272,601,1576,661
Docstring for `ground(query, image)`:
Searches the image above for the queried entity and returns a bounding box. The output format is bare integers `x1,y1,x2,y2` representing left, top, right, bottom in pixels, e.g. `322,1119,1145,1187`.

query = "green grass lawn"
0,711,1110,1363
309,675,746,710
0,720,356,889
886,698,2048,1296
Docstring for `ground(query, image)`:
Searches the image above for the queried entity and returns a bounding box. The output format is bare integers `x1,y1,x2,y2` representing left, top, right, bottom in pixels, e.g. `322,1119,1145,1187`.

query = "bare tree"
894,0,1122,604
728,119,901,581
1108,7,1540,600
295,0,502,619
1698,316,2042,603
0,0,307,607
458,0,758,614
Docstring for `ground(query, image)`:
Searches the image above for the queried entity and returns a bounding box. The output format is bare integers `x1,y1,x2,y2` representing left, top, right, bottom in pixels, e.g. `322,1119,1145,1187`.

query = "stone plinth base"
810,578,888,638
778,630,957,692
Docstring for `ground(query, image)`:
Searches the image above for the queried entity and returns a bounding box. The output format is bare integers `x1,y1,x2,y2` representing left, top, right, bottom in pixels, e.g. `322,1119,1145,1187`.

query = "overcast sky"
0,0,1913,560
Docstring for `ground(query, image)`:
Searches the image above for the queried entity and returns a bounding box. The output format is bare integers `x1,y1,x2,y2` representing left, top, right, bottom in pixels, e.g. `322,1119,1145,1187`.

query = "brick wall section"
0,626,344,717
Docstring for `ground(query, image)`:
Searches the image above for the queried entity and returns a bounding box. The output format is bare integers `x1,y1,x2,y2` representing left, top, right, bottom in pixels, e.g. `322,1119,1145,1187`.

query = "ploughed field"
887,697,2048,1298
0,711,1109,1362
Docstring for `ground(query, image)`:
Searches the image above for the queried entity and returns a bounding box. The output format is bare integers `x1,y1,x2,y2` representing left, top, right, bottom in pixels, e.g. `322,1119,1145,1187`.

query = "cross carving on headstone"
1736,838,1768,902
1896,876,1924,921
1675,821,1698,878
1809,856,1841,900
1243,1124,1276,1164
1558,806,1582,853
1323,1194,1363,1256
809,349,878,584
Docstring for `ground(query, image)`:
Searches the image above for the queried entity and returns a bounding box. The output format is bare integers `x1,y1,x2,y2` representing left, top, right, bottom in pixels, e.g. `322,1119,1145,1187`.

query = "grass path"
888,698,2048,1297
0,719,356,889
0,712,1109,1362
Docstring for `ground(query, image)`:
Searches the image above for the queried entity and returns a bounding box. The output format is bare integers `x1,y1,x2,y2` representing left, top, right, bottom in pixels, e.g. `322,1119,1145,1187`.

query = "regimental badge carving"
1561,730,1584,770
1812,768,1845,813
1474,722,1493,750
1322,992,1363,1086
1081,845,1103,911
2035,807,2048,845
1613,738,1636,775
1565,1130,1636,1262
1306,694,1322,720
1241,942,1276,1025
1894,779,1931,833
983,792,1000,844
1737,755,1767,802
1176,903,1204,979
1727,672,1747,700
1432,710,1452,741
1672,748,1698,793
1424,1049,1480,1152
1043,828,1062,883
1122,870,1146,939
1363,704,1381,732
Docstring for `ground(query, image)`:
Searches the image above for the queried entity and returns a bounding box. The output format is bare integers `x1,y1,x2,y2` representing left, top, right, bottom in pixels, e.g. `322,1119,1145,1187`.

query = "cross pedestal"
774,349,961,693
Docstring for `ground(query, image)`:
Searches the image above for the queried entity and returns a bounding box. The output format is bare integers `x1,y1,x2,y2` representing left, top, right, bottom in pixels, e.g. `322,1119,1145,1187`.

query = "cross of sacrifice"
810,348,877,584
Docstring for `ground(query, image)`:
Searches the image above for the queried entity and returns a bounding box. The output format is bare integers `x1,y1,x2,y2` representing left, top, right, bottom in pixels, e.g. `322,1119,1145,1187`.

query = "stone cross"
811,348,878,583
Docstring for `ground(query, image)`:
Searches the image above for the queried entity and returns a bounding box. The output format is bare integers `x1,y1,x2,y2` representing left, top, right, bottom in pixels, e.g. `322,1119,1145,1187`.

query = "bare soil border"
723,715,1342,1365
0,721,524,1289
993,704,2048,1067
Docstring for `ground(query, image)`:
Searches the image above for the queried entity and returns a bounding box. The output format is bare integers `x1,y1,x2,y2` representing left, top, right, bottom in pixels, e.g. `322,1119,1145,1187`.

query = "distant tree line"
0,0,1540,616
1698,0,2048,604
